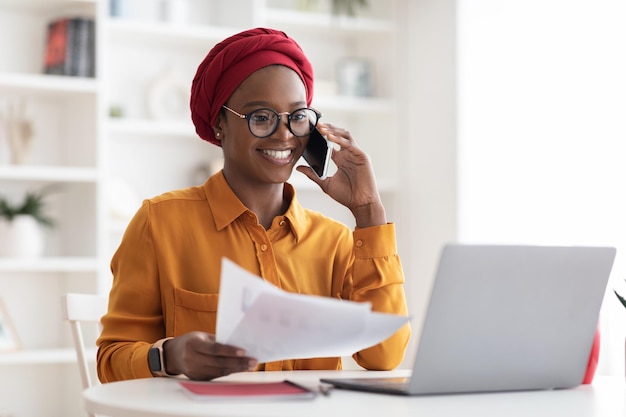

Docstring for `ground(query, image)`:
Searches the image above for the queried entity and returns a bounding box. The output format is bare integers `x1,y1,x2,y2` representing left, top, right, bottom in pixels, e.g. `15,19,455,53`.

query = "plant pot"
0,215,45,258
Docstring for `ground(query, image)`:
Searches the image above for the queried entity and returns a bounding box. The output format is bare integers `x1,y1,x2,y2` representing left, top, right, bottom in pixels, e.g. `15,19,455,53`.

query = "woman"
97,28,411,382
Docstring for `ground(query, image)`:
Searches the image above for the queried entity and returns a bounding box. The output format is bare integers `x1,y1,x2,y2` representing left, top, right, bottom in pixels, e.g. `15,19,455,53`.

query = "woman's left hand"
296,123,387,228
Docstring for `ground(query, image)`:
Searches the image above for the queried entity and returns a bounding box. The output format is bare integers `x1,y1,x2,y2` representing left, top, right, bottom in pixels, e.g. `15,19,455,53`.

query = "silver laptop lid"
409,244,615,394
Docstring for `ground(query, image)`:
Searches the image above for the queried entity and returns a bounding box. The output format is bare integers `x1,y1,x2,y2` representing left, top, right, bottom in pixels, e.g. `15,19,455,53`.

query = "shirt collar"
203,172,307,241
204,172,248,231
282,182,307,243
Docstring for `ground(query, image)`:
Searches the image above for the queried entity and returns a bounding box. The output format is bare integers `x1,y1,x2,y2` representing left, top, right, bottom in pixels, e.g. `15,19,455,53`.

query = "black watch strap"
148,337,174,377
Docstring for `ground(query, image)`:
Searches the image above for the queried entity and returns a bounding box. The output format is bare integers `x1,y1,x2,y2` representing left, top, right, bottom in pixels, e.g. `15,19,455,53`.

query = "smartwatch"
148,337,174,377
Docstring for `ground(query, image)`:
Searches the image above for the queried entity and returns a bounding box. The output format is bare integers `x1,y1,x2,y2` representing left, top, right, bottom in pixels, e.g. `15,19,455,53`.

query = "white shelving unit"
0,1,404,415
0,1,103,416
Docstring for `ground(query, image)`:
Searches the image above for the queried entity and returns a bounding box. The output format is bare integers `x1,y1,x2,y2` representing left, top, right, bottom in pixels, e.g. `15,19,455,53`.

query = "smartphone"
302,127,332,179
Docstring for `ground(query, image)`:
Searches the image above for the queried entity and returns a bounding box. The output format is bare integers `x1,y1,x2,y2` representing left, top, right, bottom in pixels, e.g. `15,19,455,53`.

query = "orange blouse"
97,172,411,382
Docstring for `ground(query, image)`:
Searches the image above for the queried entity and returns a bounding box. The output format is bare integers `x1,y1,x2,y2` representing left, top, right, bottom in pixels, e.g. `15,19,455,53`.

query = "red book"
43,18,74,76
43,17,94,77
179,380,317,401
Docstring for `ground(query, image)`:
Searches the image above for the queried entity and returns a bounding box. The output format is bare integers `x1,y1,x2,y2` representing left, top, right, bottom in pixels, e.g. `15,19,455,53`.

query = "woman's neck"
224,175,289,229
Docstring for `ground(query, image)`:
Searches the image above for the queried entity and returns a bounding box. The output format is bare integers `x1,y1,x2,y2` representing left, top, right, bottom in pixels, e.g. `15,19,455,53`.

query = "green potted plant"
0,190,55,258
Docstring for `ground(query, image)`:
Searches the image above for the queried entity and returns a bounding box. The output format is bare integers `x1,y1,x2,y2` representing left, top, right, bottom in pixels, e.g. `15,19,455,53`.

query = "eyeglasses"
222,105,322,138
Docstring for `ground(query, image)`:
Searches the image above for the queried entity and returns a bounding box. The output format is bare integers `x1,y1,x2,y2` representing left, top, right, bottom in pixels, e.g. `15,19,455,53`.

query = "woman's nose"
274,116,292,140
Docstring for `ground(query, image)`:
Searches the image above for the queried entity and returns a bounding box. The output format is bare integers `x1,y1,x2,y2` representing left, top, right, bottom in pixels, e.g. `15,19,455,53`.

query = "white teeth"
262,149,292,159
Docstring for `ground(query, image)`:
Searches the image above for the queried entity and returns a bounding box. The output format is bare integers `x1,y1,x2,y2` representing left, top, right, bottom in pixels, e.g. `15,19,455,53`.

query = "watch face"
148,347,162,372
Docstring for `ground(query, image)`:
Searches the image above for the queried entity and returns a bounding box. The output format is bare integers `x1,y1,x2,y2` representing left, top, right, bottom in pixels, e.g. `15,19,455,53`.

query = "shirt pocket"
173,287,219,336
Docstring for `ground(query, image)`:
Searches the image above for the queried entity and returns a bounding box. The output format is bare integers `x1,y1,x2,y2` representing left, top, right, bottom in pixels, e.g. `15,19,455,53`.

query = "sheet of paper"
216,257,409,363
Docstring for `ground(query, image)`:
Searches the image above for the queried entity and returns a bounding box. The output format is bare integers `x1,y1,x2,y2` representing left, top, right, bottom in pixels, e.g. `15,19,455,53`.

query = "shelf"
0,256,99,272
107,118,196,137
107,96,394,139
313,96,394,113
263,8,394,35
0,0,95,14
0,72,98,96
0,165,98,182
106,18,241,46
0,347,95,365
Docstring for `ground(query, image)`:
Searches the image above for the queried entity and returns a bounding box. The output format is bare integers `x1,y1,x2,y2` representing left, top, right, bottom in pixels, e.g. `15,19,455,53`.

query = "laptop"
321,244,616,395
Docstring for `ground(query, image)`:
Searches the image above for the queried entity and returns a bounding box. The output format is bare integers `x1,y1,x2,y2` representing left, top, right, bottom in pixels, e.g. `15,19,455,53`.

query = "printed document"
216,257,410,363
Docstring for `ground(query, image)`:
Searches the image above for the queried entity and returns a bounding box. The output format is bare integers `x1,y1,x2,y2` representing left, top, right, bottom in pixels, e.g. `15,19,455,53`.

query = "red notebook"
179,380,317,401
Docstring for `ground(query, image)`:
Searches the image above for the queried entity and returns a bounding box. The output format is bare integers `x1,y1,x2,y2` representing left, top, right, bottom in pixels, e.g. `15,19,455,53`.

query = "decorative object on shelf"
332,0,368,16
336,57,373,97
0,298,21,352
1,100,35,165
110,0,129,18
0,189,55,258
146,65,190,121
43,16,95,77
109,104,125,118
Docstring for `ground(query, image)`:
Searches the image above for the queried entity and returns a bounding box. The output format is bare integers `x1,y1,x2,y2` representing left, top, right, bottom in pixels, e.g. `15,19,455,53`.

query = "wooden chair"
61,293,108,417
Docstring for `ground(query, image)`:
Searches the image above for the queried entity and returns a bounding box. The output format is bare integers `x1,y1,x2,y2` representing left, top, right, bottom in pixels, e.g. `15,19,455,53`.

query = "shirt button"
279,220,285,226
355,240,364,247
261,244,268,251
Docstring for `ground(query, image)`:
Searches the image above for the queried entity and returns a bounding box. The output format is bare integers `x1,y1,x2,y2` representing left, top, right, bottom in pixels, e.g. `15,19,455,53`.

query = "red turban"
190,28,314,146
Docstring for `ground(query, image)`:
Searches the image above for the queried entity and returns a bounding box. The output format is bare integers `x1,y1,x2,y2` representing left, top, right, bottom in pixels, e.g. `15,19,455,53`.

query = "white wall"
457,0,626,376
400,0,458,362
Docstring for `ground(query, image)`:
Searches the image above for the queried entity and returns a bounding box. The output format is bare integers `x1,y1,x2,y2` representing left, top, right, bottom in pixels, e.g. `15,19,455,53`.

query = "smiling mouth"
261,149,293,160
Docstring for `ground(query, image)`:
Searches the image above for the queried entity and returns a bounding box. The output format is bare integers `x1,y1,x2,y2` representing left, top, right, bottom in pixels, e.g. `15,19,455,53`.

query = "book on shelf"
43,17,95,78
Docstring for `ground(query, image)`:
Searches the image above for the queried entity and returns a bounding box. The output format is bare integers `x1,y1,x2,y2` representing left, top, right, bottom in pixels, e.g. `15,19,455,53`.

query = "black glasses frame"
222,105,322,138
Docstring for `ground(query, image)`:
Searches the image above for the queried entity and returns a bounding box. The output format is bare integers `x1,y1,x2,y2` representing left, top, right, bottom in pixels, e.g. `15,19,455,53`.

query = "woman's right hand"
163,331,258,380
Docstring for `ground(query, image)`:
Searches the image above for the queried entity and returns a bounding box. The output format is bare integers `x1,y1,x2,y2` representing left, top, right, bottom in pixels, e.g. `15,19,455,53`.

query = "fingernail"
236,349,246,356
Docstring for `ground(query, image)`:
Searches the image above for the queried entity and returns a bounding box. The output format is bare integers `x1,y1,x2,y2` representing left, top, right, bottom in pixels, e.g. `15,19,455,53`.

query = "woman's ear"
213,113,225,141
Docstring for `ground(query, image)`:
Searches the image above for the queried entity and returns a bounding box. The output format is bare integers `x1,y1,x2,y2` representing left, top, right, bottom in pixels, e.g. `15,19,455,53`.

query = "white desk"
83,370,626,417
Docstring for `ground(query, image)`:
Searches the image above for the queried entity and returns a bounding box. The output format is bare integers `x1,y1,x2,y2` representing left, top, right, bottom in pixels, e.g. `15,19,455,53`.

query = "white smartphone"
302,127,332,179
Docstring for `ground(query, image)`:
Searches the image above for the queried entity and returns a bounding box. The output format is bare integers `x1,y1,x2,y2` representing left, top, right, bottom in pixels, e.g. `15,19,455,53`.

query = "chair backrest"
61,293,108,392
